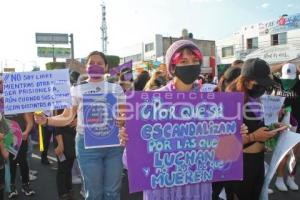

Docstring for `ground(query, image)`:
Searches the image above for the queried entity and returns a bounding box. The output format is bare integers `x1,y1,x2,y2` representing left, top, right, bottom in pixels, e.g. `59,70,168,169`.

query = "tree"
45,62,66,70
106,55,120,69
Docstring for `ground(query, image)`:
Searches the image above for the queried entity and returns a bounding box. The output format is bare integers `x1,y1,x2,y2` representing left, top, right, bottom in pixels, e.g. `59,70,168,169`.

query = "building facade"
120,34,216,77
216,13,300,68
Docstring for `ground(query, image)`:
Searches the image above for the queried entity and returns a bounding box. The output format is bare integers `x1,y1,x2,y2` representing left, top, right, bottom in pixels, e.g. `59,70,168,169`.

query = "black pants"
227,152,264,200
41,126,53,160
57,158,74,196
0,167,5,200
212,181,234,200
9,140,29,184
121,169,143,200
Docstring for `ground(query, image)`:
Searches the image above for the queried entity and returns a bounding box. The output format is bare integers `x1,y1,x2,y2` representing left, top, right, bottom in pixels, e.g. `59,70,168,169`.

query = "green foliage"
45,62,66,70
106,55,120,69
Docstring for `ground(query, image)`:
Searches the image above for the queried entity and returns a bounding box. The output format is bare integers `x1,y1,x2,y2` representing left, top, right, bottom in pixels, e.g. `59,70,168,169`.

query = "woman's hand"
54,145,64,157
119,127,128,146
34,112,47,125
22,132,29,141
252,127,276,142
240,124,248,135
69,118,77,128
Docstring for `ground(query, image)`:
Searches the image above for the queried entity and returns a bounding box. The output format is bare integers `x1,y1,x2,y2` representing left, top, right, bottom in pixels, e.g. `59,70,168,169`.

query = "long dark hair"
217,67,241,92
226,76,256,102
134,71,150,91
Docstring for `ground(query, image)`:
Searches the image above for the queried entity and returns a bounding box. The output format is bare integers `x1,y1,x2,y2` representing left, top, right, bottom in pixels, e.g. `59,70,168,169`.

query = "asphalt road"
3,144,300,200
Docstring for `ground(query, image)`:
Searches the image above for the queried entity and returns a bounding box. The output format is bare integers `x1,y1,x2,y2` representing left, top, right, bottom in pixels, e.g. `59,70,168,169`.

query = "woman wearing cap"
120,40,248,200
226,58,287,200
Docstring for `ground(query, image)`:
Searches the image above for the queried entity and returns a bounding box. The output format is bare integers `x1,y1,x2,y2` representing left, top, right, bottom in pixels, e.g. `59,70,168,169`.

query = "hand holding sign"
119,127,128,146
34,111,46,152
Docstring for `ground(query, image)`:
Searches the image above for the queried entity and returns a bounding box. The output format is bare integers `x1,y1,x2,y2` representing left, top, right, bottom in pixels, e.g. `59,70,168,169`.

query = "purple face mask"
87,64,105,80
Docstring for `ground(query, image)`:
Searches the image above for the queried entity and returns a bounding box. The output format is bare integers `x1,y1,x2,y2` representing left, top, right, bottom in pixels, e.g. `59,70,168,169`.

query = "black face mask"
249,84,266,98
175,65,201,85
154,76,166,87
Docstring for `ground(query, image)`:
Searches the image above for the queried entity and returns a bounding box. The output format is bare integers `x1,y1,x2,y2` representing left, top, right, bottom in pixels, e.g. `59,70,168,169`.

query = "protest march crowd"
0,39,299,200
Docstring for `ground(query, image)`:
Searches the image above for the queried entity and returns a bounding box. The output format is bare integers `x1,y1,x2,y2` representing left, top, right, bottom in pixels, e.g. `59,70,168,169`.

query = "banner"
260,95,285,126
3,118,22,156
126,92,244,193
83,94,120,148
259,13,300,36
245,44,300,65
109,61,133,81
3,69,71,114
260,131,300,200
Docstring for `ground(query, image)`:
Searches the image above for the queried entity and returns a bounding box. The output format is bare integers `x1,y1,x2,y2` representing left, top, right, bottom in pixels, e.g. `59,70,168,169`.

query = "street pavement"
3,144,300,200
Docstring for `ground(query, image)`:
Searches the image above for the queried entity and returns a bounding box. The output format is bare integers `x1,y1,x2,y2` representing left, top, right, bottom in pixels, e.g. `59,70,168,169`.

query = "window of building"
271,32,287,46
145,43,154,52
247,37,258,49
222,46,234,57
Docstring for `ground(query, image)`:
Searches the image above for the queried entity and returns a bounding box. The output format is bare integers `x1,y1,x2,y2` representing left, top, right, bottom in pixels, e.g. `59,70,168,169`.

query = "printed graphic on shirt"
83,93,120,148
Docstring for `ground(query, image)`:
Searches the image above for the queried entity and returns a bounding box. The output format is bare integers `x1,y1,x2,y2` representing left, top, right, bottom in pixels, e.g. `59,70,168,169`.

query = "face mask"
175,65,201,85
154,76,166,87
248,84,266,98
281,79,297,90
87,64,105,80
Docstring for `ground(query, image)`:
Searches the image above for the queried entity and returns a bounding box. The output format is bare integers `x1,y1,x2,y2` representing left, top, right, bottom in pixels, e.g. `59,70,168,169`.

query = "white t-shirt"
70,80,125,135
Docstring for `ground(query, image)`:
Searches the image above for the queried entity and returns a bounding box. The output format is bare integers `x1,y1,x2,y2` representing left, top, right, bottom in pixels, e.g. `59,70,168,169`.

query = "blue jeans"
76,135,124,200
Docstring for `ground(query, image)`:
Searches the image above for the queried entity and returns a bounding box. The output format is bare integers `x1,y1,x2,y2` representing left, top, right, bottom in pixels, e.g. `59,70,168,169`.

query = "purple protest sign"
109,60,133,81
126,92,244,193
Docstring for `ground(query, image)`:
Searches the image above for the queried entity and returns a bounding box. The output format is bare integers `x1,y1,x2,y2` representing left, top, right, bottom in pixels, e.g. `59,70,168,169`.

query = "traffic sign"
35,33,69,44
37,47,71,58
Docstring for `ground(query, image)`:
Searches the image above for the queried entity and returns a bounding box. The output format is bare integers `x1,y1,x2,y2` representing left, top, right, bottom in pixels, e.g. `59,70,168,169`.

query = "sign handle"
38,124,44,152
35,111,44,152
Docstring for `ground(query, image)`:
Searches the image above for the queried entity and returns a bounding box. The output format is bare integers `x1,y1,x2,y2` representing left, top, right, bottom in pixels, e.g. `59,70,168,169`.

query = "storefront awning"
245,44,300,64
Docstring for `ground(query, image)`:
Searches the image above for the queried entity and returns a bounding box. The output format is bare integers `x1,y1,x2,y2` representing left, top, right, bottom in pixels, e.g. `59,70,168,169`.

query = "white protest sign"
260,131,300,200
260,95,285,126
3,69,71,114
200,83,217,92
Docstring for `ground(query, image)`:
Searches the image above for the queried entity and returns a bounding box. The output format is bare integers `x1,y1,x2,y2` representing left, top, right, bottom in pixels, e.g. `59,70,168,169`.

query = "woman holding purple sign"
120,40,248,200
35,51,126,200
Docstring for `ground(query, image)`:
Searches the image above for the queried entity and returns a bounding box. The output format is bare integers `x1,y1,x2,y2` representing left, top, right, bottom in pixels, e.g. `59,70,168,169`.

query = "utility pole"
70,33,74,59
101,2,108,53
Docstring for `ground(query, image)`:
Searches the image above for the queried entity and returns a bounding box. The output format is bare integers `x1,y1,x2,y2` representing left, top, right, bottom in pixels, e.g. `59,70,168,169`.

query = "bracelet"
246,135,250,143
249,134,254,142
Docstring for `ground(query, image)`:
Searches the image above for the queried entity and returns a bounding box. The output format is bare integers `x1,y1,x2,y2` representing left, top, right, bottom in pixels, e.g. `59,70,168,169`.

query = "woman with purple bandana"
35,51,126,200
120,40,248,200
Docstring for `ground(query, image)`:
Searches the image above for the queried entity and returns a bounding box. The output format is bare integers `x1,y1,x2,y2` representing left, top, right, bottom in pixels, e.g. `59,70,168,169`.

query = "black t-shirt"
243,106,265,149
274,76,300,123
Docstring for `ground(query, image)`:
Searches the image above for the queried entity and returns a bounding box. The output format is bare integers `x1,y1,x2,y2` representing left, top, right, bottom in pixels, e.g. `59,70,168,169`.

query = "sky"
0,0,299,71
